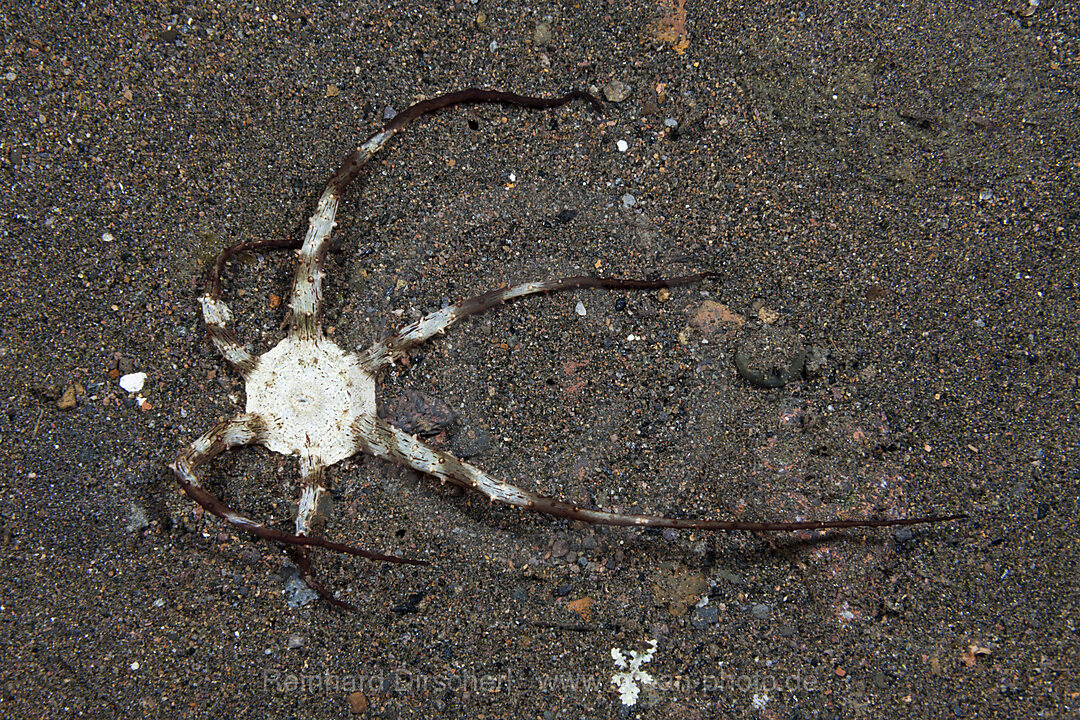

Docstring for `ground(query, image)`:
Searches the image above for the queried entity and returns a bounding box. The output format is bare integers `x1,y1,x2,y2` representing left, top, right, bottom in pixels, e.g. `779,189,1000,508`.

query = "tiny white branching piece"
611,639,658,706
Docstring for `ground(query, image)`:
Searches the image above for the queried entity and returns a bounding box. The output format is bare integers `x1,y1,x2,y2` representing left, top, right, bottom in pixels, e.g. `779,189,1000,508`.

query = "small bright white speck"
575,301,586,316
130,661,140,670
616,139,629,152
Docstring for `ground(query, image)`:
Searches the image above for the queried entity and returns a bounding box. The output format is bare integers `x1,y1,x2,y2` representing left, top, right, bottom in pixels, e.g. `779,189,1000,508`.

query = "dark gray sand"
2,1,1076,717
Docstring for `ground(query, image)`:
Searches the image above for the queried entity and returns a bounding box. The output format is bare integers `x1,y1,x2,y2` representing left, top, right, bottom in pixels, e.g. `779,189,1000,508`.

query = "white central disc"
245,335,375,464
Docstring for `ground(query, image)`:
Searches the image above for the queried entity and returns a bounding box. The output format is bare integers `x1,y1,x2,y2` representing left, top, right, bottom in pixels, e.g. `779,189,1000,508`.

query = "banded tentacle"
358,273,715,372
353,416,965,533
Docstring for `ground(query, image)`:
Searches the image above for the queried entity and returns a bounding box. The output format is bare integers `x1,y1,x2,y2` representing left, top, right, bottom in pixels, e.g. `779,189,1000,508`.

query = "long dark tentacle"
353,415,966,533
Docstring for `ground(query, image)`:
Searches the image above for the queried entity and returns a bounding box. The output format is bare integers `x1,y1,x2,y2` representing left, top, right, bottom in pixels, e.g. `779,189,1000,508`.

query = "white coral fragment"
611,638,658,706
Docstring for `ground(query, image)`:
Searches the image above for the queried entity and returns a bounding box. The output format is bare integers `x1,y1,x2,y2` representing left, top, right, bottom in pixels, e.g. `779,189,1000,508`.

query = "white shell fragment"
575,301,586,316
119,372,147,393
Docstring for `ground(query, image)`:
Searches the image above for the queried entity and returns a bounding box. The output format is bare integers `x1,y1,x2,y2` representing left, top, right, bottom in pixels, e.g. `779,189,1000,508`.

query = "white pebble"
575,301,586,316
616,139,629,152
119,372,147,393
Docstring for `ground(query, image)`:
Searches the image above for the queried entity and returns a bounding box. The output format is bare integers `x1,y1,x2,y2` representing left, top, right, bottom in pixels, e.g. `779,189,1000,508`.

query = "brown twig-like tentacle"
200,237,302,377
203,90,599,302
170,415,426,566
292,546,358,611
204,237,303,301
358,273,715,372
353,415,965,532
287,88,602,341
381,88,602,135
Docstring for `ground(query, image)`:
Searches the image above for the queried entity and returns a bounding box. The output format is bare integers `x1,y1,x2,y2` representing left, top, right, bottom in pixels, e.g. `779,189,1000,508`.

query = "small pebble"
690,605,720,628
533,21,551,46
286,634,305,650
284,576,318,608
56,385,77,410
616,139,629,152
126,501,149,533
575,301,586,316
603,80,632,103
621,193,636,207
347,692,368,714
552,538,570,557
751,603,772,620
